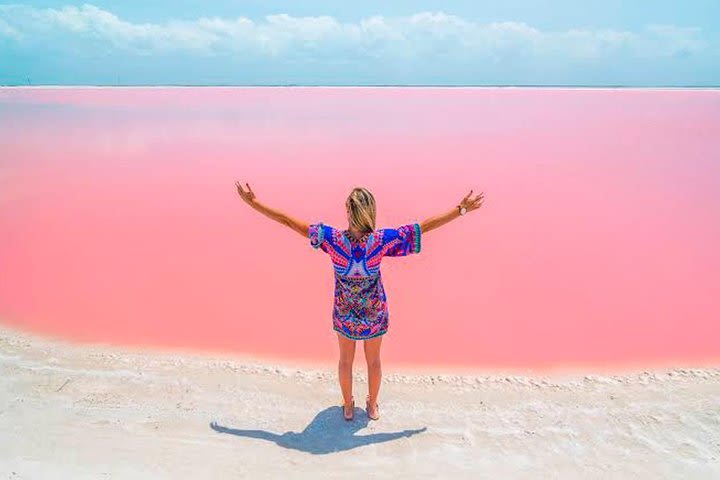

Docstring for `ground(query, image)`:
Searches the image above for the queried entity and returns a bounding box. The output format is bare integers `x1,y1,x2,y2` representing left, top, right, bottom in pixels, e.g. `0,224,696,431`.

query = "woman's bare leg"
364,335,383,416
337,332,357,412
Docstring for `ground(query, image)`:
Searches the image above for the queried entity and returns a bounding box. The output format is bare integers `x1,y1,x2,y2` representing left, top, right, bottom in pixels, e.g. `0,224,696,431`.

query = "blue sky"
1,1,718,85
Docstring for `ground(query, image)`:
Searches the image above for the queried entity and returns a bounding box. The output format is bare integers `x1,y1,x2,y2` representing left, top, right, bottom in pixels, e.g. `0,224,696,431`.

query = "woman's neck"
347,225,370,240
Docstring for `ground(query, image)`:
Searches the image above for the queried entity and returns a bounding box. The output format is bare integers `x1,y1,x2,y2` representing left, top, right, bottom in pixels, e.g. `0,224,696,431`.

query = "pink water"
1,87,719,372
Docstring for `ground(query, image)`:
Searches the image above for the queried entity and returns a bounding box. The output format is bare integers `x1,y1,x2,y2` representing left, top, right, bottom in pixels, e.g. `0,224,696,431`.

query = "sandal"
342,396,355,421
366,394,380,421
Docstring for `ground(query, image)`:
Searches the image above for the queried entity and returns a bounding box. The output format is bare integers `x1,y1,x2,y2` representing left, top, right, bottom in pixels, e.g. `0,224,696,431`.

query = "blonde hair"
346,187,377,233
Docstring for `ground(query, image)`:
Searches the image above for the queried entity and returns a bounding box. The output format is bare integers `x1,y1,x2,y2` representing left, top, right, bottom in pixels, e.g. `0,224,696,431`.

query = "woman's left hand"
235,180,257,207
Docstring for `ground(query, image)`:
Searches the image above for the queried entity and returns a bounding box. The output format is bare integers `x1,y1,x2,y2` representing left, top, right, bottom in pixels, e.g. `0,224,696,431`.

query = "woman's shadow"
210,405,427,455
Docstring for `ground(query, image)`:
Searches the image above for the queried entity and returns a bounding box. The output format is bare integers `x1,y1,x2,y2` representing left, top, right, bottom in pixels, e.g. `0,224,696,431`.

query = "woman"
235,183,484,421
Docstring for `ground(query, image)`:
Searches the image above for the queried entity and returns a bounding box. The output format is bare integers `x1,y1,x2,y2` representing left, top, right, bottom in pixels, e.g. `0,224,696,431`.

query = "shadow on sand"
210,405,427,454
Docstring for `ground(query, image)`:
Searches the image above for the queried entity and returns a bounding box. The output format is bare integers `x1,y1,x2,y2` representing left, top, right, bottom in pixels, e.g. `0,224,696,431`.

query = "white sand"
1,325,718,479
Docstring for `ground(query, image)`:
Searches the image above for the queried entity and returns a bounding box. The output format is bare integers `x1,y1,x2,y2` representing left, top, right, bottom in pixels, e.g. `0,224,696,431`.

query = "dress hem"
333,326,387,341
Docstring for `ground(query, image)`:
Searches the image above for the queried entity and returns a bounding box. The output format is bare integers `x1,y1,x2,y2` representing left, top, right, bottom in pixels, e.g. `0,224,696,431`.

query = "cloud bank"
0,3,718,85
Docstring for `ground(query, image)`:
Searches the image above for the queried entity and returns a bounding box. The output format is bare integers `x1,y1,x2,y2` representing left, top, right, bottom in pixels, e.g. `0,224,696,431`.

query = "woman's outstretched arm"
420,189,484,234
235,181,310,238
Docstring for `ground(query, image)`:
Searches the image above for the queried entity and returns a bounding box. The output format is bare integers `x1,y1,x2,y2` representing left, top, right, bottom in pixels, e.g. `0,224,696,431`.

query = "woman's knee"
338,356,354,369
337,333,356,366
366,357,381,370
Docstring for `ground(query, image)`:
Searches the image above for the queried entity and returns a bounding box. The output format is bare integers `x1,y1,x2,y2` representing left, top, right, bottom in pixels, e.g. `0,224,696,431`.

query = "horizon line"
2,84,719,89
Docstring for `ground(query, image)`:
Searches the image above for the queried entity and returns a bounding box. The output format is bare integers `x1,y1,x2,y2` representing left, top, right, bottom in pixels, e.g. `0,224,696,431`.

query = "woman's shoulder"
309,222,340,250
376,223,413,238
310,222,339,234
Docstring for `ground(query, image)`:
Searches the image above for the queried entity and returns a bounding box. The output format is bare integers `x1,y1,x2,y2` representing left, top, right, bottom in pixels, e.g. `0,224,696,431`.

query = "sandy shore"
1,325,718,479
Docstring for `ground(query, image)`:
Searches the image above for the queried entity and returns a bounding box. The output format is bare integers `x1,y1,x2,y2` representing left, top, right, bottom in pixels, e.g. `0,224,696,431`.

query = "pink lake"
1,87,719,373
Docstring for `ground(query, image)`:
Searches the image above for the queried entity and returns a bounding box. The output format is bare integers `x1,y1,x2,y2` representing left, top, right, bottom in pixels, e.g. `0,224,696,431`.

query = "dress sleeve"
309,222,333,254
382,222,422,257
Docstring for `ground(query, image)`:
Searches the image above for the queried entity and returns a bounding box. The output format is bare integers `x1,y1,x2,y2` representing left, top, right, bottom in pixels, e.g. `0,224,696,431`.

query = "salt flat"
1,325,718,479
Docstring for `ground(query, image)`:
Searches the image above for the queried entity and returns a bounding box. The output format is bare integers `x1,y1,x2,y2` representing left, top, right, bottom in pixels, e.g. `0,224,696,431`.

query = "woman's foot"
366,394,380,420
343,396,354,421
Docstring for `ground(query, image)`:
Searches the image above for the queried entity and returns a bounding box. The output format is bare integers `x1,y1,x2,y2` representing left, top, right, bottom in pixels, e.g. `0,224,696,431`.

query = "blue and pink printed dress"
308,222,422,340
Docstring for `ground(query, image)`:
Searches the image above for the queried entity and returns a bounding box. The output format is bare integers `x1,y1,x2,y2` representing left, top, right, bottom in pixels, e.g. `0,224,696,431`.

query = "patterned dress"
308,222,422,340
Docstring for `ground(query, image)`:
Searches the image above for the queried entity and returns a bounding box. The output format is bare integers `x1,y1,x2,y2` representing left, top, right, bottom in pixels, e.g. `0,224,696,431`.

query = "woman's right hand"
459,189,484,213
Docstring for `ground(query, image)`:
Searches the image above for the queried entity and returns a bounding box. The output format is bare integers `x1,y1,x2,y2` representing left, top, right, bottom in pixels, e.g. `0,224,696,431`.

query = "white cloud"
0,3,713,62
0,16,19,39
